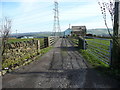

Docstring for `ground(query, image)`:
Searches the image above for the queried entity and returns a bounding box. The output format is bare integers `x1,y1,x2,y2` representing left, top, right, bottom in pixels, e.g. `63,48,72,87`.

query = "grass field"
86,38,110,46
86,38,111,64
69,37,111,54
8,38,44,47
86,38,110,56
8,38,44,43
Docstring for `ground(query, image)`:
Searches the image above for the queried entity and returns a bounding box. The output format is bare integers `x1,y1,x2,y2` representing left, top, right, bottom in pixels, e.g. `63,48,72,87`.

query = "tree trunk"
111,1,120,68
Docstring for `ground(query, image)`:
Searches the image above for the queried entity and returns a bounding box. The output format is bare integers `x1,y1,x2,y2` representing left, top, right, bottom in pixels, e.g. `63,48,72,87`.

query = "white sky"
0,0,113,33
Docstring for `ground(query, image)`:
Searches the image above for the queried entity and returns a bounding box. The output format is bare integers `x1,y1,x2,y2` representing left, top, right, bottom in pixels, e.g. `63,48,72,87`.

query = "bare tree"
98,0,119,46
98,0,120,68
0,17,12,56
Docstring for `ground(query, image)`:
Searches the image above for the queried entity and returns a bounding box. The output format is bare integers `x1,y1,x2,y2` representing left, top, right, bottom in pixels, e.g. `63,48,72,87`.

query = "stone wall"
2,39,40,70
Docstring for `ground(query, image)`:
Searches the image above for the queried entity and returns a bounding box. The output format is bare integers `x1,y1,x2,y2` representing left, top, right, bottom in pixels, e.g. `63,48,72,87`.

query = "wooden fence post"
48,36,50,46
37,40,40,55
44,37,49,48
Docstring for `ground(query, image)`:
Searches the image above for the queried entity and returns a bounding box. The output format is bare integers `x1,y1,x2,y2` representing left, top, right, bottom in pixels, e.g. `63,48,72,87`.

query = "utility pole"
16,30,17,38
69,24,71,29
53,1,61,36
111,0,120,68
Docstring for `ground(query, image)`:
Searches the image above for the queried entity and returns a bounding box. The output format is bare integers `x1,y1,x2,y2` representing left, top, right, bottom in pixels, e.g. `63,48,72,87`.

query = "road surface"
2,38,120,88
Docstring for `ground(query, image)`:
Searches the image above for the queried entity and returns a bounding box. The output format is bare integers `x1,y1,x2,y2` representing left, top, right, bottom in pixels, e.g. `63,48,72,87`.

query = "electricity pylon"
53,1,61,36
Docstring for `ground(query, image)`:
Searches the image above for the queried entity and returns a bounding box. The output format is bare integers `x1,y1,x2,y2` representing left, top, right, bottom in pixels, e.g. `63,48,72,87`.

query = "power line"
53,1,61,36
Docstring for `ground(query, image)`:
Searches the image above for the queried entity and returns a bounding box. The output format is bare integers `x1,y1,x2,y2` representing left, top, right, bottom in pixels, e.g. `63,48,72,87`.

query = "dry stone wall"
2,39,40,70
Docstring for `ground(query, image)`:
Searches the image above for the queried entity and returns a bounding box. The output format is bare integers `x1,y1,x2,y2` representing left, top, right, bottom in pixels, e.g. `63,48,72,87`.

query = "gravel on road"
2,38,120,88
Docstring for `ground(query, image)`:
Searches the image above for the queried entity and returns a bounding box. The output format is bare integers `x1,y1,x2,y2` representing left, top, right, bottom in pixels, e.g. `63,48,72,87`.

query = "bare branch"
98,0,119,46
0,17,12,56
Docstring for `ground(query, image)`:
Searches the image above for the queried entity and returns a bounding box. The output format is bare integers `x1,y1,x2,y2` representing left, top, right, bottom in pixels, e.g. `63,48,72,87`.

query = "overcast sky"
0,0,113,33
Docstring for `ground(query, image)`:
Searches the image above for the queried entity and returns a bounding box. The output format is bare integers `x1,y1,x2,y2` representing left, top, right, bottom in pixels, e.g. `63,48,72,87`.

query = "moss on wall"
2,39,40,70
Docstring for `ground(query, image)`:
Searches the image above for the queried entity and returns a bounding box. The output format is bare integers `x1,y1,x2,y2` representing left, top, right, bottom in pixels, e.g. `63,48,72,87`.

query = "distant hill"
10,32,53,38
10,32,64,38
9,28,112,38
87,28,113,36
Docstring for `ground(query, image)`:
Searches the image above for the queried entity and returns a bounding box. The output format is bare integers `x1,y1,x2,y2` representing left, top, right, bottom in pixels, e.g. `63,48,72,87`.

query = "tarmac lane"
2,38,120,88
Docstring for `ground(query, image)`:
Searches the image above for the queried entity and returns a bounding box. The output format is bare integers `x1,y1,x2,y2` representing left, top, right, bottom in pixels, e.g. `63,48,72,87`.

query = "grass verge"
80,49,120,81
40,47,52,55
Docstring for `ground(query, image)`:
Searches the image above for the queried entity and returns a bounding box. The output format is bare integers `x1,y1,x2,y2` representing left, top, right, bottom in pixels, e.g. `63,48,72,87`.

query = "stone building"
71,26,87,36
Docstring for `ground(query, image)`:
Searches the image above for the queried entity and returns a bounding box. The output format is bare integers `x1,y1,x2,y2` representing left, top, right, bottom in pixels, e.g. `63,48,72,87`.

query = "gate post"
111,1,120,68
109,40,113,66
44,37,49,48
37,40,40,55
78,36,85,50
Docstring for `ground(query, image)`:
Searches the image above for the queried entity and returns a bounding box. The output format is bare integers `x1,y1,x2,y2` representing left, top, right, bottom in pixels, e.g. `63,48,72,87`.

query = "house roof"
72,26,86,31
65,28,72,32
